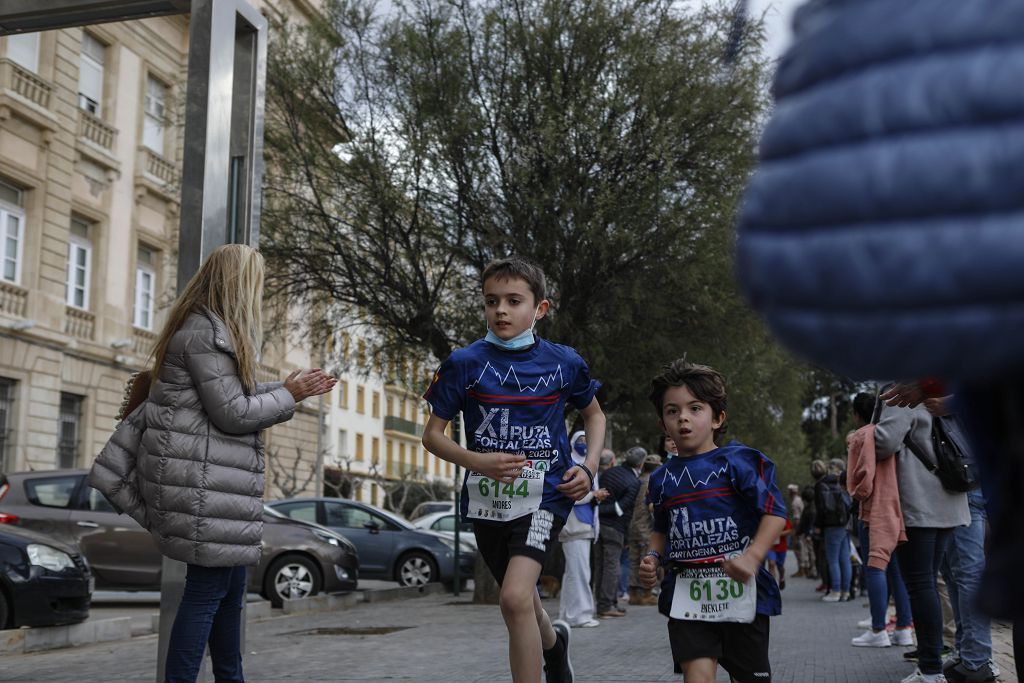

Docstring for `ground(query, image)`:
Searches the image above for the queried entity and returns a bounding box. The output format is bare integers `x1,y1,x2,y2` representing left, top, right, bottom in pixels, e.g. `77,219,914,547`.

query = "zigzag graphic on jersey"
465,361,567,393
661,464,729,489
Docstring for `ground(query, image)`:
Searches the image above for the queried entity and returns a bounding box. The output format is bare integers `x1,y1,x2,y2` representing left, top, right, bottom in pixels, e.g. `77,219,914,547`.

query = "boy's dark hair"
480,256,547,304
649,360,728,435
851,392,876,425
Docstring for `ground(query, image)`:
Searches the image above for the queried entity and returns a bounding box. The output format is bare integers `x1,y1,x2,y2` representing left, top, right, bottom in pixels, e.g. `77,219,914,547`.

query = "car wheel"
396,551,437,587
0,588,8,629
263,554,322,608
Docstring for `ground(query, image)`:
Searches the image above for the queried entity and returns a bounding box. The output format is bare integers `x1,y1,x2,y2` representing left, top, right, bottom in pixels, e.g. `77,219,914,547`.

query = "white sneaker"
857,617,873,629
900,668,947,683
891,628,915,646
822,593,842,602
852,629,891,647
573,619,600,628
989,660,1001,677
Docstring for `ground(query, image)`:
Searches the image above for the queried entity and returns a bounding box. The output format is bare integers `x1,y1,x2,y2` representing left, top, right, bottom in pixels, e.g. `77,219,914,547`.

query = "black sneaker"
944,660,997,683
543,620,574,683
904,646,954,661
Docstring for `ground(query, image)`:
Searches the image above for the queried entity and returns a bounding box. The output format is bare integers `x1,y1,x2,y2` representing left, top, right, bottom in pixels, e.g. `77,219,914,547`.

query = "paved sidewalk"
0,575,1015,682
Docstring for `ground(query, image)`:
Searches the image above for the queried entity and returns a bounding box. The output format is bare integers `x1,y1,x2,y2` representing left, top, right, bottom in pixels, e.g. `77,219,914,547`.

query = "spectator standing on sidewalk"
796,485,818,580
786,483,805,575
594,447,642,618
815,458,852,602
846,392,914,649
928,396,997,683
91,244,337,683
810,459,830,592
627,452,662,606
875,391,970,683
557,432,602,629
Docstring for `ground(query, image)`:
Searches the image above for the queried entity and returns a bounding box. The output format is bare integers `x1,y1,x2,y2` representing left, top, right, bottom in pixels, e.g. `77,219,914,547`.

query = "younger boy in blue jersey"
422,256,606,683
639,361,786,683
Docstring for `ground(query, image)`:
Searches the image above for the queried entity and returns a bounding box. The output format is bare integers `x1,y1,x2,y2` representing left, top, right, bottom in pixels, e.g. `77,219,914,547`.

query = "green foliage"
262,0,807,460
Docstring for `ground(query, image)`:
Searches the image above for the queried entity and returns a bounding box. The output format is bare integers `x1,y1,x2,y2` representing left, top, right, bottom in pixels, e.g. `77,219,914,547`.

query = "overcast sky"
747,0,800,61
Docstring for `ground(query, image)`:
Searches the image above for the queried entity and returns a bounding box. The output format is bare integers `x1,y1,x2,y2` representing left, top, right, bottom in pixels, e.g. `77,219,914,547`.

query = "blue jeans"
897,527,952,675
824,526,851,593
859,521,912,630
941,490,992,670
164,564,247,683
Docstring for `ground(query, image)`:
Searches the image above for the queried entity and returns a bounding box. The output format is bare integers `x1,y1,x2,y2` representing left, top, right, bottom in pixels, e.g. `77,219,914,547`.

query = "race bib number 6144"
466,466,542,522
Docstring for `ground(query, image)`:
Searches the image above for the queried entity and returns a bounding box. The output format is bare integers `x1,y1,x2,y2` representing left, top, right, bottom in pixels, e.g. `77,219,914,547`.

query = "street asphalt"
0,566,1016,682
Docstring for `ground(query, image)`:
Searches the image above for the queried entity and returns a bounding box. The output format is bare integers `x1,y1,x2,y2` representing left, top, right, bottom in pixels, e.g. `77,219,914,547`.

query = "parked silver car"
268,497,474,588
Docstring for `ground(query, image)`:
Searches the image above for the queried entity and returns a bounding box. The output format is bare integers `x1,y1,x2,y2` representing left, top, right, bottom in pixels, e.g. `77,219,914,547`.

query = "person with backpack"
815,458,853,602
875,389,970,683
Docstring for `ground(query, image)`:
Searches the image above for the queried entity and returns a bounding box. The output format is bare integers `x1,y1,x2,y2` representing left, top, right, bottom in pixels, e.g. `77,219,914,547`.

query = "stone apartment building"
0,2,328,492
0,1,455,508
324,330,456,509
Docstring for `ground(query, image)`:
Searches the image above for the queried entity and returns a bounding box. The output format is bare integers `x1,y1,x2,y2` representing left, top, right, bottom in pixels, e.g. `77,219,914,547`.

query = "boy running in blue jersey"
422,256,606,683
639,361,786,683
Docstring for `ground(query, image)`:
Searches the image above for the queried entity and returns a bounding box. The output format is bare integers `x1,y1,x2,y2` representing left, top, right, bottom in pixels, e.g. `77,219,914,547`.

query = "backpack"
817,479,850,527
903,417,979,494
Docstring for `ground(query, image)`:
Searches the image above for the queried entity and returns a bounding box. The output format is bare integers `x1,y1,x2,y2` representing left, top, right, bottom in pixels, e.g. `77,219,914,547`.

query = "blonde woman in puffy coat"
96,244,334,683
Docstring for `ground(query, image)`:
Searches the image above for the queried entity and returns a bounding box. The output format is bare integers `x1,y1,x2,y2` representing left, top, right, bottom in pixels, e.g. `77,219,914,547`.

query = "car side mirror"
364,521,380,534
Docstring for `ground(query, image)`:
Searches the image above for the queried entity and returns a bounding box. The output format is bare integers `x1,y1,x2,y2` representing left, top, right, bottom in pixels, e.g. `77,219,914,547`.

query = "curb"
0,583,445,656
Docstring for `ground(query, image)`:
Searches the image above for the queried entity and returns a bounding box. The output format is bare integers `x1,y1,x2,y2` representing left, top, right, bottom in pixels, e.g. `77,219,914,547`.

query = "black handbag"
903,417,978,494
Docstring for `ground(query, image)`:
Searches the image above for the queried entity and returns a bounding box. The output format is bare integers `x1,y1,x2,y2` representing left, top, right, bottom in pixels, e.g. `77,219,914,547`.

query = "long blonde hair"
150,244,264,394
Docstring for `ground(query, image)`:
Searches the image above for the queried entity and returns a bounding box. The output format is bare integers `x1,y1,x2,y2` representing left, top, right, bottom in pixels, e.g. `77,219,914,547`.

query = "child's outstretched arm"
422,414,526,484
556,397,606,500
639,531,667,589
722,514,786,583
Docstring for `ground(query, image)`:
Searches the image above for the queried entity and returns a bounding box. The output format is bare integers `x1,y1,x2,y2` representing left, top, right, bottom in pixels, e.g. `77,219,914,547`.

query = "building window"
0,378,15,473
355,433,364,462
371,483,378,506
58,393,84,469
356,385,365,414
78,33,105,116
371,391,380,418
386,396,393,417
0,181,24,285
6,32,40,73
337,380,348,409
337,428,348,460
65,218,92,309
399,443,406,474
386,440,393,476
354,484,362,502
134,246,155,330
356,340,366,367
143,75,167,154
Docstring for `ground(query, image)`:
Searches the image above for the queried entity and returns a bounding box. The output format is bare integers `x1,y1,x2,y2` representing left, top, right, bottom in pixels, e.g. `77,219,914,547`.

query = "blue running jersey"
423,338,600,523
647,442,788,616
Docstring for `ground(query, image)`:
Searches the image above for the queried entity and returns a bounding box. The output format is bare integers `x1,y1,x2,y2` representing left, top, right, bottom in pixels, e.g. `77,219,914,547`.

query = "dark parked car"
0,521,92,628
268,497,475,588
0,470,359,607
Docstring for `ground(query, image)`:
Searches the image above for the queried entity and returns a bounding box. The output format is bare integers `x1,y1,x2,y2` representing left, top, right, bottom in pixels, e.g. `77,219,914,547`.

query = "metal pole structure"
160,2,267,682
451,414,462,597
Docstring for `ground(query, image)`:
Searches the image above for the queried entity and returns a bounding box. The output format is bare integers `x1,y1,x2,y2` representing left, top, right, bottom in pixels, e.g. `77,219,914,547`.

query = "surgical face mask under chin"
484,308,540,350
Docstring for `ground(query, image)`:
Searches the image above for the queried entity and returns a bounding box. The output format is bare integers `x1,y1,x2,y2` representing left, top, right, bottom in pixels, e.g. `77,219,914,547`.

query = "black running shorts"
667,613,771,683
473,510,564,585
